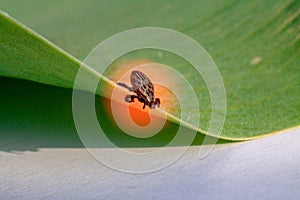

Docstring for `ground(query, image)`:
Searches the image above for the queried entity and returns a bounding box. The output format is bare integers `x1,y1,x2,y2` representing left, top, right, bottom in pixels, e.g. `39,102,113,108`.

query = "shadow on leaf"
0,77,233,152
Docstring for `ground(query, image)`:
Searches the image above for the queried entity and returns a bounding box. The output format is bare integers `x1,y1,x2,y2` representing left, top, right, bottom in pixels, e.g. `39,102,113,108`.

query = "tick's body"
129,70,160,109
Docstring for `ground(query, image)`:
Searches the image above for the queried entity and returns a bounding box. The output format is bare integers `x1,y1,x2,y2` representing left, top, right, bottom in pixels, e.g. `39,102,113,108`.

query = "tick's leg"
125,95,131,103
143,103,146,109
117,82,134,92
149,101,154,109
129,95,138,103
129,87,135,92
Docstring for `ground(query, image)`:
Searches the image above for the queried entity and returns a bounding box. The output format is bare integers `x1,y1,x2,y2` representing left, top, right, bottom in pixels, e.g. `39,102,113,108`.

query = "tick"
128,70,160,109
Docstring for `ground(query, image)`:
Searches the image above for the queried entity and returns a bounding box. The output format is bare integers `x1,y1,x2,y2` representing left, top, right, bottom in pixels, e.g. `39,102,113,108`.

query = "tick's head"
150,98,160,109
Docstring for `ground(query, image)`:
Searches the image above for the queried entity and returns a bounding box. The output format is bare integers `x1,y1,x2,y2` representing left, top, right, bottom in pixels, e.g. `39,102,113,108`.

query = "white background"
1,128,300,200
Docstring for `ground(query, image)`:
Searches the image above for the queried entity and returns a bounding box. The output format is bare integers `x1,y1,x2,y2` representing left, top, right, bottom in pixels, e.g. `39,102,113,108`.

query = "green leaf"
1,0,300,142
